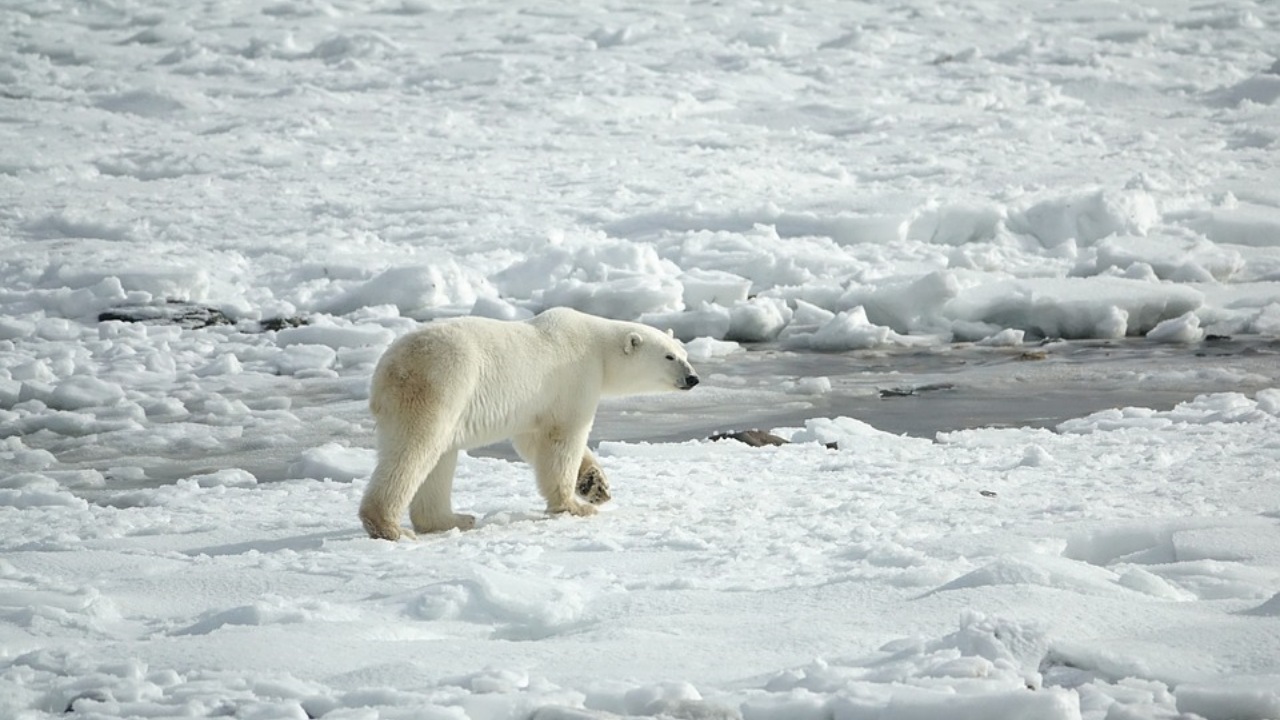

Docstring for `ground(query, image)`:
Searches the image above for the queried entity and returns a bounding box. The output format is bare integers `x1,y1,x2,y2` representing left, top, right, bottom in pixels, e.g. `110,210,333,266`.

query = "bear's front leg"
528,429,599,518
576,450,611,505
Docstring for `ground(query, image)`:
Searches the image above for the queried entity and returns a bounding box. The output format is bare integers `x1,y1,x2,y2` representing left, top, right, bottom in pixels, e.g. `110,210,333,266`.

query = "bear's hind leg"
360,425,448,541
409,449,475,533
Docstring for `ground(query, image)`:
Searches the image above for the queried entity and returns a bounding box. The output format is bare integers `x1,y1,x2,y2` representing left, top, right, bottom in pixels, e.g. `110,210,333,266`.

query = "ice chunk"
1176,202,1280,248
945,276,1201,339
276,324,395,349
470,297,534,321
46,376,126,411
843,271,960,334
726,297,791,342
1250,303,1280,335
288,443,374,482
187,469,258,488
321,264,496,316
641,304,731,341
684,337,741,361
977,328,1025,346
0,319,35,340
0,473,88,509
1145,311,1204,344
1009,189,1158,247
1176,680,1280,720
783,376,831,395
803,307,896,350
275,345,337,375
544,276,683,320
193,354,243,377
679,268,751,307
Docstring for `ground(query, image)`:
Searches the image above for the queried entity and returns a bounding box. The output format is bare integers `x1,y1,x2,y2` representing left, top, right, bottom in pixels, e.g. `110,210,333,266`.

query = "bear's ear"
624,332,643,354
666,328,674,338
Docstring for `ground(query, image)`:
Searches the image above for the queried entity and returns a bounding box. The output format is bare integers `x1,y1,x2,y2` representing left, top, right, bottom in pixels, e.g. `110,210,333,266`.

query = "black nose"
684,375,700,388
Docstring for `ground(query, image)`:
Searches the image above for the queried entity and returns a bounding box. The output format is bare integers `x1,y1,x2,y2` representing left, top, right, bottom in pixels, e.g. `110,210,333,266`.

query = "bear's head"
605,324,699,396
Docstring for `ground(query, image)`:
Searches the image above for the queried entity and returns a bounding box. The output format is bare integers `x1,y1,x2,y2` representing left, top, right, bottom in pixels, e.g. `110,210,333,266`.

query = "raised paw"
576,465,612,505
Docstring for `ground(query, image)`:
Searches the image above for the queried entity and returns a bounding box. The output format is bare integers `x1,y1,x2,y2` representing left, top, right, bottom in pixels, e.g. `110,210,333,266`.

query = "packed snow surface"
3,0,1280,718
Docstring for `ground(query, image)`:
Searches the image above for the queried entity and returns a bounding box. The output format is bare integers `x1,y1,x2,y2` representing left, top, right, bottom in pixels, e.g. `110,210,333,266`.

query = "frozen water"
3,0,1280,718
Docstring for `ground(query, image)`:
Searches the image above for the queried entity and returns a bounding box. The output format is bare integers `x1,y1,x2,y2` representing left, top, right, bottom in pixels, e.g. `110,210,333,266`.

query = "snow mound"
288,443,374,482
1145,311,1205,344
946,276,1202,339
46,376,126,411
1009,189,1159,247
1059,391,1280,433
320,264,497,317
1176,680,1280,720
275,324,395,349
685,337,742,361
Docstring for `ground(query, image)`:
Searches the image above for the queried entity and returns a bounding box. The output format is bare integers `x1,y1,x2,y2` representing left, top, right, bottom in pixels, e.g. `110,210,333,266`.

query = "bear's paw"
576,465,612,505
550,499,599,518
360,513,418,542
412,513,477,535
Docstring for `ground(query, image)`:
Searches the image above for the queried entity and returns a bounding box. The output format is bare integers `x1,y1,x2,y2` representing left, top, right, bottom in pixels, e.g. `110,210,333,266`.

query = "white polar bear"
359,307,700,540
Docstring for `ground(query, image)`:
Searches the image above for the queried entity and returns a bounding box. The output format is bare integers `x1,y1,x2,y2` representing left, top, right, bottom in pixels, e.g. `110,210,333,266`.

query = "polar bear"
359,307,700,540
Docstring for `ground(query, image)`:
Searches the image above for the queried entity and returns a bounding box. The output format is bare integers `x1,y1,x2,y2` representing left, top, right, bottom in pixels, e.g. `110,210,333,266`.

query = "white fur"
359,307,698,540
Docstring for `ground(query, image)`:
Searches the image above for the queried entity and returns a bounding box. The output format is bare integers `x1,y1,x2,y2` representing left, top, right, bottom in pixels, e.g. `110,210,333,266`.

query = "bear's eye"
664,354,675,361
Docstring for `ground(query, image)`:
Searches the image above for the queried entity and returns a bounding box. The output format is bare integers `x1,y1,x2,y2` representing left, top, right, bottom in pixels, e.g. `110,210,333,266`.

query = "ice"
1145,312,1205,344
1178,202,1280,249
275,344,338,376
276,324,396,350
727,297,792,343
45,376,126,411
1008,189,1160,248
1176,682,1280,720
684,337,742,362
320,265,497,318
801,307,902,351
680,269,752,308
977,328,1025,347
544,276,684,321
288,443,375,482
4,0,1280,717
188,468,258,488
642,304,731,342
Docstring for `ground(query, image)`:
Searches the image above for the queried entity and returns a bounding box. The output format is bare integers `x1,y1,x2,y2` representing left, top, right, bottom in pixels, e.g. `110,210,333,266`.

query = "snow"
3,0,1280,718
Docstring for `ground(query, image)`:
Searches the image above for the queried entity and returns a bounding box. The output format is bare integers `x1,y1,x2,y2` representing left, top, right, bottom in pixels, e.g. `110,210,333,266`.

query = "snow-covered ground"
3,0,1280,718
